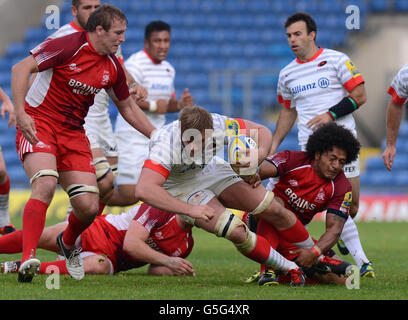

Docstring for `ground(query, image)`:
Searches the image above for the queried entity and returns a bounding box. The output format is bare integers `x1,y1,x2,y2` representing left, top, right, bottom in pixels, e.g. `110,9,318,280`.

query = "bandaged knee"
66,184,99,199
94,157,111,182
29,169,59,185
250,191,275,216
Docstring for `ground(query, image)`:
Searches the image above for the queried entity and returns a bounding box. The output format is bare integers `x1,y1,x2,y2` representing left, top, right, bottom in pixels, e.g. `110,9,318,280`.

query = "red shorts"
16,115,95,173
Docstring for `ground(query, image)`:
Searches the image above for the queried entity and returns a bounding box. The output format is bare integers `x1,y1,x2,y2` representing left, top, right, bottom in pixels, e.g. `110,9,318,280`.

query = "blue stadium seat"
395,0,408,11
370,0,389,12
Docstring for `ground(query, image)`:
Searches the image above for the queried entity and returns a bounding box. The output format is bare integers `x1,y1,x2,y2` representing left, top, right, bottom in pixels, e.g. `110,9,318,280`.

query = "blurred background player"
245,123,359,286
108,20,194,207
0,87,16,235
382,64,408,171
11,4,156,283
0,203,194,276
44,0,147,210
270,12,374,278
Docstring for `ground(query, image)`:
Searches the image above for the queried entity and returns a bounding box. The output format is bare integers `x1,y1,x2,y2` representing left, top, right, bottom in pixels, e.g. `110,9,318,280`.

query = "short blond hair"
179,106,213,134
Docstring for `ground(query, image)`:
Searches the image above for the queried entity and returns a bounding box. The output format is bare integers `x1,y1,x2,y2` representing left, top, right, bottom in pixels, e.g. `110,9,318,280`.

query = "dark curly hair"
305,123,361,164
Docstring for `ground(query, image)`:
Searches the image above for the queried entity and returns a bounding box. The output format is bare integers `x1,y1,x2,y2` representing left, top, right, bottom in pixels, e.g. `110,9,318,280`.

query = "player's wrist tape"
149,100,157,113
311,246,322,258
328,96,359,119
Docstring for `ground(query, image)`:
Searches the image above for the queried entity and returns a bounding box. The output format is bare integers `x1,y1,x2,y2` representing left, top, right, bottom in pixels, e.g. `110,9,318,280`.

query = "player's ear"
95,25,104,36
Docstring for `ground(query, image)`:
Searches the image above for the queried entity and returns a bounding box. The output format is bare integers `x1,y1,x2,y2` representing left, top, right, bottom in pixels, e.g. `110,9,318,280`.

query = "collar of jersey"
296,47,323,64
70,21,84,32
143,49,162,65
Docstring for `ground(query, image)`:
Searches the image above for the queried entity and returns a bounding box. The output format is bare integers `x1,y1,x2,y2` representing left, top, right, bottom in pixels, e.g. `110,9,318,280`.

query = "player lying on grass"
244,123,360,286
0,203,194,276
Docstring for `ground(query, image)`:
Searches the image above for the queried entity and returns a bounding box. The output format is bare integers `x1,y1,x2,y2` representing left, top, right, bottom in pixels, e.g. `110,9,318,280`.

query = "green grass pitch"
0,216,407,301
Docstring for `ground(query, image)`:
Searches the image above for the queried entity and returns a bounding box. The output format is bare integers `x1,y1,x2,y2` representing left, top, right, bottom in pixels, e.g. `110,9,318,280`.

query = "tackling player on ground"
271,12,374,278
245,123,359,286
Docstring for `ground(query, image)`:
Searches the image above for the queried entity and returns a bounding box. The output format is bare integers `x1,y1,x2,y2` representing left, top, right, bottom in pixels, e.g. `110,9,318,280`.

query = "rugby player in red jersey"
10,4,156,283
245,123,360,285
0,203,194,277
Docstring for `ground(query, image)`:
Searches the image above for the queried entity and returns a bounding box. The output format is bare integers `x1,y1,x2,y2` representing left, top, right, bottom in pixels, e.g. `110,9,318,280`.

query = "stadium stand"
0,0,405,189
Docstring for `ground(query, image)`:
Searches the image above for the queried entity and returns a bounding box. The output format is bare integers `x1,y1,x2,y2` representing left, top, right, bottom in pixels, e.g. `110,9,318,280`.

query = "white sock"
264,247,298,272
294,235,315,249
0,193,10,227
340,216,370,269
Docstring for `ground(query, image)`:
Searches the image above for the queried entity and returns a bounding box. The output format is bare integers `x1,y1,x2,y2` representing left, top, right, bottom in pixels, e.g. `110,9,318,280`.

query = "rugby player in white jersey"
383,65,408,171
108,21,194,206
270,12,374,277
46,0,147,209
133,105,353,287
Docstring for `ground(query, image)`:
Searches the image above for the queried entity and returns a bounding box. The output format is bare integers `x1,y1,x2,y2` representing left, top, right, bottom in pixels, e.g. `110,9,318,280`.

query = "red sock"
277,218,311,245
244,234,273,264
0,229,22,253
39,260,69,274
0,174,10,194
62,212,92,247
21,199,48,262
257,219,281,273
97,202,105,215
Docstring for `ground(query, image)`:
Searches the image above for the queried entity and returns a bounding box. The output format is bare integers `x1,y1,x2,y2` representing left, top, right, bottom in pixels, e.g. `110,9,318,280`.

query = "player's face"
72,0,100,29
99,18,126,55
145,30,171,63
286,21,316,60
314,147,347,180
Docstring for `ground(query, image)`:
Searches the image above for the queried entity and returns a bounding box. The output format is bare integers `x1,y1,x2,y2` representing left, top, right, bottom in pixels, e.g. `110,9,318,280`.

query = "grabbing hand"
1,99,16,128
306,112,333,131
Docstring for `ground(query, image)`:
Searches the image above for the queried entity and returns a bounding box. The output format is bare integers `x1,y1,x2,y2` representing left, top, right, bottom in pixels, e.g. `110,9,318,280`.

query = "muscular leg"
0,151,12,229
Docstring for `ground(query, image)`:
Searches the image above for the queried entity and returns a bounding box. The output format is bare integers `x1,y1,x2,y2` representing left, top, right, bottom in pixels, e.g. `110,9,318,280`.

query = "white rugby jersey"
143,114,246,183
115,49,176,131
387,64,408,105
277,47,364,146
47,21,124,119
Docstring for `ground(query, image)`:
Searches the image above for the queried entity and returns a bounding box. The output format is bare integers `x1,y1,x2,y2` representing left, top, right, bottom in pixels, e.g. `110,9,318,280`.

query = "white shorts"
163,157,242,224
84,90,118,158
115,113,166,185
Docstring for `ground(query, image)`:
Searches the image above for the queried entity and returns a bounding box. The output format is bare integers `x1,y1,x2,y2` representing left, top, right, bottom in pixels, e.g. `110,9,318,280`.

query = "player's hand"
179,88,194,108
290,248,318,268
1,99,16,128
306,112,333,131
16,111,38,145
189,204,215,222
382,146,396,171
166,95,179,113
129,84,148,100
165,257,195,276
242,172,262,188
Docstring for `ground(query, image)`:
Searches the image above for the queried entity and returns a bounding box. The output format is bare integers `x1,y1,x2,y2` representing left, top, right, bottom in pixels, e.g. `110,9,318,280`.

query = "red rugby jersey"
266,150,352,225
26,31,129,130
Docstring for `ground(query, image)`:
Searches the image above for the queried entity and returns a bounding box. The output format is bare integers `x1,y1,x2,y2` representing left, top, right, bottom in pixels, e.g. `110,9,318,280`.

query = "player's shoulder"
48,23,76,39
322,48,350,63
269,150,310,168
126,49,145,63
395,64,408,78
333,170,352,191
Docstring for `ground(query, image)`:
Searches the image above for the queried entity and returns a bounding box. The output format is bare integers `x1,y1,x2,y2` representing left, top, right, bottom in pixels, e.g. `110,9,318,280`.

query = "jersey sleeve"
335,53,365,93
133,203,172,232
387,65,408,105
106,55,130,102
30,33,84,71
265,150,292,176
277,70,294,109
326,175,352,220
142,127,173,179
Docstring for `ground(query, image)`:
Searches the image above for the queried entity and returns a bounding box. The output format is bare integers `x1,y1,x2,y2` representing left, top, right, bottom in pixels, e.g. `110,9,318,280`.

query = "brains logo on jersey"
340,191,352,212
345,60,361,78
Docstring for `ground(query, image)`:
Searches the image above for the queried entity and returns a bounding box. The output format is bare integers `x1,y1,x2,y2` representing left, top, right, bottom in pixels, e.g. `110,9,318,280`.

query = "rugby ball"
227,135,258,176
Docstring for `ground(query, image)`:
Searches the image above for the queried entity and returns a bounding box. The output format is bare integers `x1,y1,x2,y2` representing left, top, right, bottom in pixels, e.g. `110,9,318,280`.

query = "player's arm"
382,98,403,171
134,88,194,114
307,83,367,130
135,167,214,222
257,158,279,180
271,107,297,154
113,96,156,139
242,119,273,164
11,55,40,144
0,87,16,128
313,212,347,255
122,220,195,276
